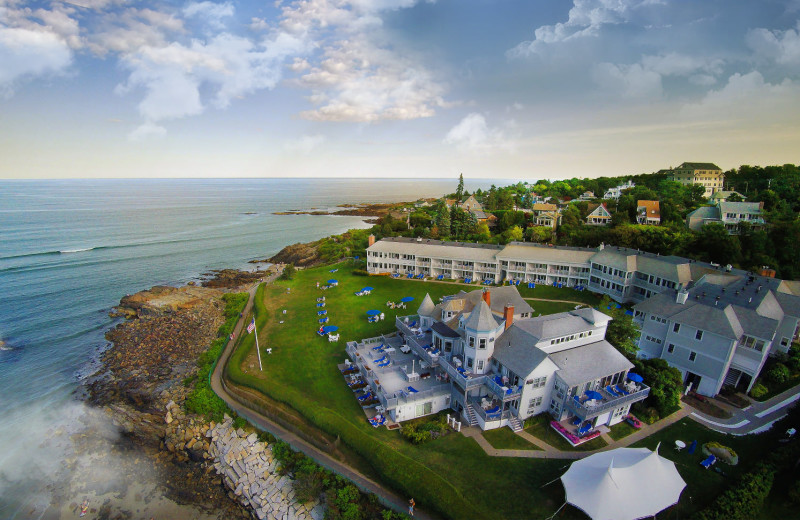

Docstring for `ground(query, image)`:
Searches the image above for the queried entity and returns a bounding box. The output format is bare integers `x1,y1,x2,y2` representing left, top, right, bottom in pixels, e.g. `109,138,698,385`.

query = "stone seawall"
206,415,324,520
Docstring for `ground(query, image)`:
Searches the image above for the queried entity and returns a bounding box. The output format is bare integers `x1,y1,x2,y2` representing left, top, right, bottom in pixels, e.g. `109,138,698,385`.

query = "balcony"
438,356,486,389
405,334,440,367
486,375,522,401
565,384,650,420
396,315,423,338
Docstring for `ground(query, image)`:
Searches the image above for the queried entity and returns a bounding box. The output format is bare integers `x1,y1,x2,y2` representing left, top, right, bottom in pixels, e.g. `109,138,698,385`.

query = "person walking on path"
408,498,415,517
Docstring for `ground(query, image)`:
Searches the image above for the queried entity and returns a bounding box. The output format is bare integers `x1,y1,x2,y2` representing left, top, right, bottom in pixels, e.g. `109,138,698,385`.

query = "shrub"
789,480,800,505
766,363,790,385
749,383,768,399
691,466,774,520
786,355,800,373
631,403,659,424
280,263,296,280
352,269,369,276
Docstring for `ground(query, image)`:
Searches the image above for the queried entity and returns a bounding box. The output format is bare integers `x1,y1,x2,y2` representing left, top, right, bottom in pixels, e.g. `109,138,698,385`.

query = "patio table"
382,347,396,354
675,440,686,451
400,345,411,354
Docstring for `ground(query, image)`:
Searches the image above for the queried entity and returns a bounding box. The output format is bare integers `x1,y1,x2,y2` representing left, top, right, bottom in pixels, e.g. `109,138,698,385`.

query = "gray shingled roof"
677,162,722,171
431,321,461,338
496,243,597,265
687,206,720,219
719,201,763,216
462,300,501,331
514,312,597,341
462,286,534,316
570,307,612,326
418,293,436,317
492,326,550,377
549,340,634,386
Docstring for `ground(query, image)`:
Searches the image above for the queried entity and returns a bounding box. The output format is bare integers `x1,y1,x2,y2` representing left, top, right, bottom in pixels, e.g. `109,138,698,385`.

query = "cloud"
443,112,508,151
509,0,664,58
593,62,663,98
284,133,325,153
0,26,73,96
682,70,800,124
747,22,800,68
183,1,234,31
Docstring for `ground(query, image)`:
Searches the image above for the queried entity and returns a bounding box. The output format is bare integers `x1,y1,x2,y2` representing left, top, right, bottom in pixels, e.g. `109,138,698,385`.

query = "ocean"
0,177,497,518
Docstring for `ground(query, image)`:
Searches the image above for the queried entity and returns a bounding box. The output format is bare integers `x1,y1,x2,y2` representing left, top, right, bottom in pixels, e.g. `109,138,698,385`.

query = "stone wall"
206,415,324,520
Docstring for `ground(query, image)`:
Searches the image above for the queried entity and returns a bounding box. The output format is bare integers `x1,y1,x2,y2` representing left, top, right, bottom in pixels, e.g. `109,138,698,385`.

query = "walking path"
688,386,800,435
210,270,435,520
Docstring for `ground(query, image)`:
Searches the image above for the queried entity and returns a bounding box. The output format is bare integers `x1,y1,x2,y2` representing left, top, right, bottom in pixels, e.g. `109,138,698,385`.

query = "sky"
1,0,799,180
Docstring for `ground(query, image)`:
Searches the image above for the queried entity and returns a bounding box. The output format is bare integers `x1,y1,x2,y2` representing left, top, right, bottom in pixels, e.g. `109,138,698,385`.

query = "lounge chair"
410,320,417,328
573,395,582,405
614,384,629,395
374,355,387,363
578,423,592,437
437,274,444,280
701,455,717,469
571,416,582,426
407,386,418,393
606,385,620,397
317,310,327,315
372,344,384,351
377,360,390,368
357,392,373,402
430,348,441,356
318,317,328,324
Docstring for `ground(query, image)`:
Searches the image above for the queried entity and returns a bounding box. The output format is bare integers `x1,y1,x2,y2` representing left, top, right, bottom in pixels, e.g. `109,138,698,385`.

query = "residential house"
347,286,648,433
532,203,560,229
686,201,765,234
710,191,745,203
636,200,660,226
669,162,724,198
634,274,800,396
603,180,636,200
447,195,490,224
578,191,595,201
586,203,612,226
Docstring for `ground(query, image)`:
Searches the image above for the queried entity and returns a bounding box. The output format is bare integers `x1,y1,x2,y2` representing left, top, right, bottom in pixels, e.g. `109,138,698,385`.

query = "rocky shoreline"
72,267,300,519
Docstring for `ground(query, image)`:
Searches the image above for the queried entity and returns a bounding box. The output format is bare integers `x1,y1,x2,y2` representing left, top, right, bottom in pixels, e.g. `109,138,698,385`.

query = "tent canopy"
560,446,685,520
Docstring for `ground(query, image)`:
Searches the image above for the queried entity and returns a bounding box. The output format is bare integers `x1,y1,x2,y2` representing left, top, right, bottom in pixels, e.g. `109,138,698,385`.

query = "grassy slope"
482,428,542,451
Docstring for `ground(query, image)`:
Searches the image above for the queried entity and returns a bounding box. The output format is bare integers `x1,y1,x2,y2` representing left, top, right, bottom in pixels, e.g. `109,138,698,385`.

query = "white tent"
560,445,686,520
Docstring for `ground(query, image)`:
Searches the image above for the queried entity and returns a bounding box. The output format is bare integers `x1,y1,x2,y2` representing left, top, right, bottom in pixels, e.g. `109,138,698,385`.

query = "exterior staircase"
464,404,479,427
508,415,523,433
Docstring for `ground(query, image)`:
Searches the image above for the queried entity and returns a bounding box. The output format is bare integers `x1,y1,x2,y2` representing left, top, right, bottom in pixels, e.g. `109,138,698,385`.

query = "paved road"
210,270,434,520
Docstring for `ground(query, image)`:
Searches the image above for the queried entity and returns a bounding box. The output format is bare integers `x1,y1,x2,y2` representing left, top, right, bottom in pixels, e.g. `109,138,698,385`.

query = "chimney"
504,305,514,330
758,266,776,278
368,234,376,247
482,288,491,307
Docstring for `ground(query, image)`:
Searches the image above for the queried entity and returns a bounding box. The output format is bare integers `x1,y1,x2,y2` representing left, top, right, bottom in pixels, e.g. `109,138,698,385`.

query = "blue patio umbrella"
366,309,381,316
584,390,604,401
321,325,339,333
688,440,698,454
627,372,644,383
400,296,414,302
362,286,374,291
328,279,338,284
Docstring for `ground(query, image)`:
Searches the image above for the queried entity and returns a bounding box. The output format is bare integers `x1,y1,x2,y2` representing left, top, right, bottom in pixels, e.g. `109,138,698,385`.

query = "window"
780,338,789,348
695,330,703,341
466,357,473,368
528,396,543,411
479,338,487,350
673,323,681,333
689,351,697,362
477,360,484,371
468,336,475,348
667,344,675,354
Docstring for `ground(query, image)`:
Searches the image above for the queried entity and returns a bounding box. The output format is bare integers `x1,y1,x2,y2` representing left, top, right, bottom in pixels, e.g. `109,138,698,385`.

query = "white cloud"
747,22,800,67
129,121,167,140
0,26,73,95
284,133,325,153
593,62,663,98
183,1,234,31
509,0,663,57
443,112,508,151
682,70,800,124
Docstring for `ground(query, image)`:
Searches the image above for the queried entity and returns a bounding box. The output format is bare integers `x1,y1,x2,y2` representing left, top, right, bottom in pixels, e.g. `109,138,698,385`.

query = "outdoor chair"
572,416,582,426
614,384,629,395
377,360,391,368
701,455,717,469
605,385,620,397
407,386,418,393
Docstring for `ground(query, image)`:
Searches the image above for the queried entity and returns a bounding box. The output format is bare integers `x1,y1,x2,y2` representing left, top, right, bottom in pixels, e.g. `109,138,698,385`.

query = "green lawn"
608,421,637,441
524,414,608,452
630,419,773,517
516,283,602,305
482,428,542,451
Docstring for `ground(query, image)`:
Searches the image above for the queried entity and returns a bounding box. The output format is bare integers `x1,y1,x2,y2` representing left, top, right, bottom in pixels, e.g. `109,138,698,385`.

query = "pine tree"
456,173,464,201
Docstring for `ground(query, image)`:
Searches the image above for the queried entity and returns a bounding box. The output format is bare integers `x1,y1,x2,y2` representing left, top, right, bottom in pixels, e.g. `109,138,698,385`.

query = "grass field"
223,261,777,520
608,421,638,441
524,414,608,452
482,428,542,451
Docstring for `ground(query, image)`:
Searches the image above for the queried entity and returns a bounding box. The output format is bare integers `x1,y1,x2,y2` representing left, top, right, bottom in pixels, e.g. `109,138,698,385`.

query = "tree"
502,225,524,244
456,173,464,202
280,263,296,280
599,296,639,358
526,226,553,243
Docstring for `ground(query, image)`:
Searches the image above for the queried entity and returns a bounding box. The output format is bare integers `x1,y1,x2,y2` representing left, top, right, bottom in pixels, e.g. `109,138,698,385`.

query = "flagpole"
254,320,263,371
